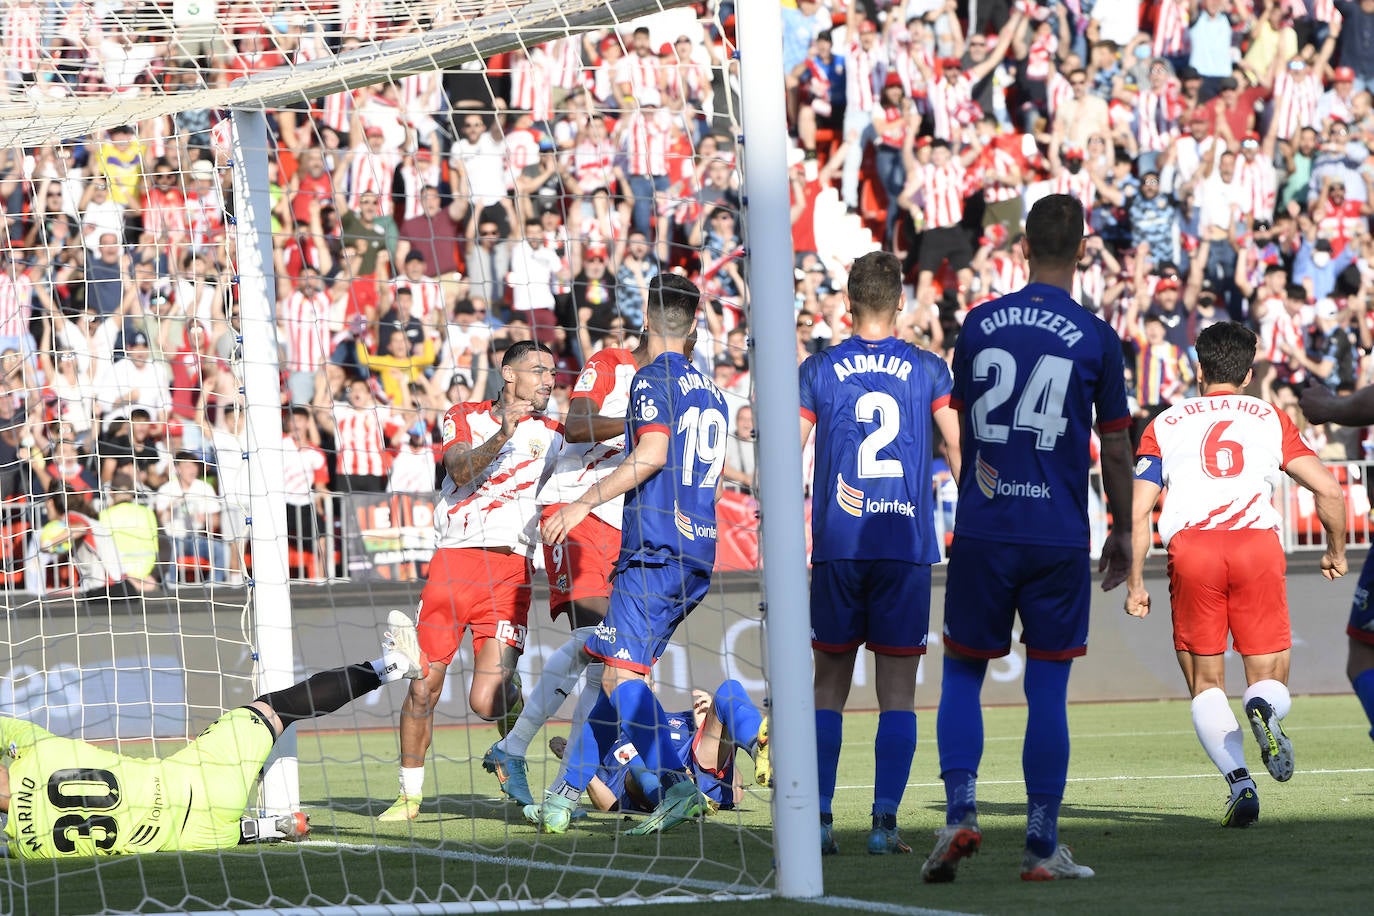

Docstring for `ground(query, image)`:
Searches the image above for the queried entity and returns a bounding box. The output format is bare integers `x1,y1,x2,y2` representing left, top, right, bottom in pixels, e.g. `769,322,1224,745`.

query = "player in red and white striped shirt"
279,270,334,406
321,378,402,491
618,102,673,238
511,48,554,123
1151,0,1191,60
614,27,662,108
1236,133,1277,222
1271,59,1323,142
343,129,402,216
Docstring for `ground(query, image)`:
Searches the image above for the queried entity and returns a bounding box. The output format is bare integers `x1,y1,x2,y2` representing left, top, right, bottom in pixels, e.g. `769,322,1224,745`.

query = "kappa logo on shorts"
495,620,528,649
594,622,617,644
614,648,633,661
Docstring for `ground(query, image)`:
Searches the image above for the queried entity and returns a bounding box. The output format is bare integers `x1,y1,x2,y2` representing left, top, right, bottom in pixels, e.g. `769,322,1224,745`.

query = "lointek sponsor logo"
974,451,1051,500
835,473,917,517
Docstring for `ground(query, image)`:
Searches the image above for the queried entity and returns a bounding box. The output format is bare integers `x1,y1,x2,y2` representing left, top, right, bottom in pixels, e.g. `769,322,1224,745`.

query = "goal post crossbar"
0,0,696,150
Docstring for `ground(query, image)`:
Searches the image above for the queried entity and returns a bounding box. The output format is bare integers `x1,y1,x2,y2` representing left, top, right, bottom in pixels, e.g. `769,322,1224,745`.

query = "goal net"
0,0,802,912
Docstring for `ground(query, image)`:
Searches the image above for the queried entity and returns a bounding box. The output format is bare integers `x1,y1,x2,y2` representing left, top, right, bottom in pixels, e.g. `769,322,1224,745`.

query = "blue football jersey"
950,282,1131,548
800,335,953,565
620,351,723,572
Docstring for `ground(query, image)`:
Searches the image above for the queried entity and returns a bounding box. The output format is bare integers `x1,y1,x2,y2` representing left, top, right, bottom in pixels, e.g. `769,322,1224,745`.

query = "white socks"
372,653,410,684
400,766,425,798
1191,687,1252,794
499,627,594,757
1244,679,1292,719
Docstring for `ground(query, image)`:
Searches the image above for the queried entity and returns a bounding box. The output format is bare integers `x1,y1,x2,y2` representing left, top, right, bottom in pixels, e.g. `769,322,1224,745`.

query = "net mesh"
0,1,775,912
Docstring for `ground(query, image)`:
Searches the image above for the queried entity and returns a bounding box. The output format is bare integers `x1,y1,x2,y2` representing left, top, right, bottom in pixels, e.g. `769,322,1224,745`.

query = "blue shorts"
1348,549,1374,646
585,559,712,673
942,535,1091,660
810,560,931,655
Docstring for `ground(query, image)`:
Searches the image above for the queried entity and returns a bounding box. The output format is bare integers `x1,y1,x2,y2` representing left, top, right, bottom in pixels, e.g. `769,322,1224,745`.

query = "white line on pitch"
808,897,982,916
835,766,1374,791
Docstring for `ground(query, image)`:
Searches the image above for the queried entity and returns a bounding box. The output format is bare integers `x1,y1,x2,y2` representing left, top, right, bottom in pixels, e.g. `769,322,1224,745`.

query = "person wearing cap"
923,6,1022,143
1318,65,1359,124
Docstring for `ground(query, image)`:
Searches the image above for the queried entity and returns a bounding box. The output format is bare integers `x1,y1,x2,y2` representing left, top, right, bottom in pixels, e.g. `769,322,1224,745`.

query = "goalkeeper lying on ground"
0,611,425,858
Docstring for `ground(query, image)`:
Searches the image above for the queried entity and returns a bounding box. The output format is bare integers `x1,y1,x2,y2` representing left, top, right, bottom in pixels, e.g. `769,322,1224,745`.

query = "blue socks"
815,708,843,816
873,710,916,818
562,691,620,793
937,654,988,824
713,678,763,749
1353,668,1374,741
1023,658,1072,858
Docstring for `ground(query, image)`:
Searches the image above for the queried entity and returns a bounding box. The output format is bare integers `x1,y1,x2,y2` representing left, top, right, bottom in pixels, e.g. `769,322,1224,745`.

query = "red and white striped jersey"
1236,156,1278,221
279,289,333,374
504,127,541,182
281,435,328,506
913,161,968,229
1152,0,1191,57
1256,302,1302,365
340,0,381,42
926,74,973,142
1317,198,1365,256
891,48,929,99
399,73,442,120
0,270,34,340
1271,70,1321,141
1318,88,1355,125
321,89,355,134
3,1,43,75
143,187,188,254
1138,392,1315,547
1025,32,1057,81
345,147,401,215
545,37,586,91
621,109,671,177
536,347,637,528
393,159,442,222
1048,72,1073,118
978,145,1021,203
511,50,553,122
184,188,225,251
1072,261,1107,311
988,253,1029,297
1136,88,1179,154
567,138,617,192
1051,167,1096,217
614,52,661,105
846,43,884,113
436,401,563,551
391,276,445,329
333,402,401,477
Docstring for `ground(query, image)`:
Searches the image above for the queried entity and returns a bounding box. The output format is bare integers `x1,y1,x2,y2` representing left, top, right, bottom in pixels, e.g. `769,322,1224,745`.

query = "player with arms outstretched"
798,250,961,856
1126,321,1347,828
924,194,1136,883
2,614,426,857
1299,383,1374,751
379,340,563,821
525,275,758,834
483,340,647,806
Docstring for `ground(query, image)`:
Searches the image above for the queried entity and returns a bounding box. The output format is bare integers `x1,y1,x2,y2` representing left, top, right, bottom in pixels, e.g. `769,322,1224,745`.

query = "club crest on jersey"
530,440,545,460
975,451,1052,500
574,367,598,393
836,474,865,517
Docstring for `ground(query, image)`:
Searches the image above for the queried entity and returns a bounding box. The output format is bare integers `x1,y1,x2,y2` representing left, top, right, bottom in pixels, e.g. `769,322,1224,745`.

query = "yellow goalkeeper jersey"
2,708,274,858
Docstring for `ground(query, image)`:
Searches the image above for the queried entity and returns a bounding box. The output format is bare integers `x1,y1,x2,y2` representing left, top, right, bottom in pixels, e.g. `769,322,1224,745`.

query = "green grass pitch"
5,695,1371,915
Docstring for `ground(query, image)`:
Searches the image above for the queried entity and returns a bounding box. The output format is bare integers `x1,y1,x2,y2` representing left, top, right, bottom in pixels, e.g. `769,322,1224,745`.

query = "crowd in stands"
3,0,1374,592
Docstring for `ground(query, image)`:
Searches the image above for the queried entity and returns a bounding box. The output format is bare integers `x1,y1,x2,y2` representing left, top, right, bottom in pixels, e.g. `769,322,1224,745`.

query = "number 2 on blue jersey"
969,349,1071,450
855,391,902,478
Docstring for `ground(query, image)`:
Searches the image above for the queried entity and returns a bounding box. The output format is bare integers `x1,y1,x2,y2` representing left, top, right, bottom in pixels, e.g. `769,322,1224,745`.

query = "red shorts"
1167,527,1290,656
417,547,532,664
541,504,618,617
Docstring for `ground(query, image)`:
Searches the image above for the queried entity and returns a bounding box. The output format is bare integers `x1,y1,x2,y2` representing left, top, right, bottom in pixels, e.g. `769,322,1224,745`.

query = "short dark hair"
1024,194,1085,268
645,274,701,338
1285,283,1308,301
502,339,554,368
846,251,903,316
1195,322,1256,387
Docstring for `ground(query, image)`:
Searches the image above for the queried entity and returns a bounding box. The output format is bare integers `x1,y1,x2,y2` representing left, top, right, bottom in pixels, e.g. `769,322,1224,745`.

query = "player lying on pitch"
0,612,426,858
539,678,769,833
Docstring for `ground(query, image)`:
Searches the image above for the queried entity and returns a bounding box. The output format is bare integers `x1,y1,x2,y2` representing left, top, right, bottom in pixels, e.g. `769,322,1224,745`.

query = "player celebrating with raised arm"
1128,322,1347,829
798,250,962,857
526,274,763,835
378,340,563,822
1299,383,1374,752
923,195,1136,884
483,338,649,806
2,616,427,857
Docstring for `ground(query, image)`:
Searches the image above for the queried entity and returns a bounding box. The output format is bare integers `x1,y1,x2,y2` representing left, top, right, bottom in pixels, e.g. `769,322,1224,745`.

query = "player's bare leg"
813,647,857,854
379,659,447,821
1178,651,1260,826
869,654,919,854
469,638,523,727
